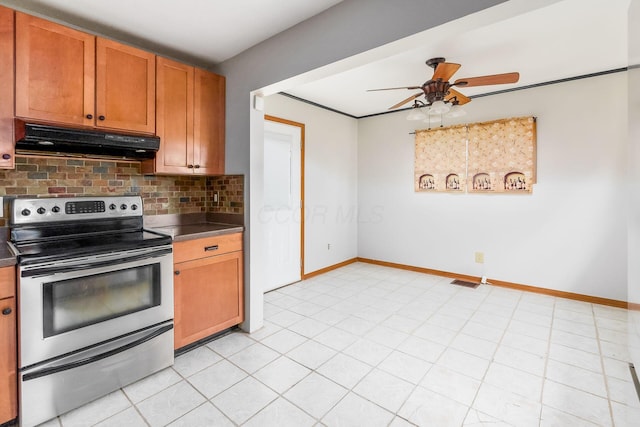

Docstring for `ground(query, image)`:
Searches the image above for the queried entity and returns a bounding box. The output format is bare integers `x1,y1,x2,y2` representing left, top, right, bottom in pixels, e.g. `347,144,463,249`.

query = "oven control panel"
66,200,106,214
10,196,143,225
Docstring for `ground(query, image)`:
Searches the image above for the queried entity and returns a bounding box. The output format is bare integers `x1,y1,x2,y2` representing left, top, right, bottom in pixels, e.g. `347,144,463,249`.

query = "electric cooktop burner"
9,196,171,264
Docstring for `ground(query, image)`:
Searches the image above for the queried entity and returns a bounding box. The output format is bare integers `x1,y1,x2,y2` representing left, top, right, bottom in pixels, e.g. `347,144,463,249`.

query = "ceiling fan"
368,57,519,115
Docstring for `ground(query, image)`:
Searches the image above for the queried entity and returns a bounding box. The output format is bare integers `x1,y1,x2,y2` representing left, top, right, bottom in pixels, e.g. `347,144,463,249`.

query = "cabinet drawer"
0,267,15,300
173,232,242,263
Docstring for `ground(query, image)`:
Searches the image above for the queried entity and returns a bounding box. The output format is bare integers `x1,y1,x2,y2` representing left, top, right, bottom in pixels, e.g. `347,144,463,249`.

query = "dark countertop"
0,216,244,267
144,213,243,242
0,227,16,268
146,222,243,242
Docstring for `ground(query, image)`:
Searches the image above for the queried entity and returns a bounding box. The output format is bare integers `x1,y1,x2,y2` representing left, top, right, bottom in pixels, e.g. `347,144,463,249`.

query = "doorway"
263,115,304,292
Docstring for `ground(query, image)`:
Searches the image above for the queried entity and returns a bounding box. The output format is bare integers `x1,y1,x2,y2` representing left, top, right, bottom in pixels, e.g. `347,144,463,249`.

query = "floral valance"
414,116,537,193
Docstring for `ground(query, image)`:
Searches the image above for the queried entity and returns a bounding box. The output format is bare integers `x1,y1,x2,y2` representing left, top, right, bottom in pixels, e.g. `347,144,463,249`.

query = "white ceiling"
3,0,630,118
2,0,343,63
286,0,630,117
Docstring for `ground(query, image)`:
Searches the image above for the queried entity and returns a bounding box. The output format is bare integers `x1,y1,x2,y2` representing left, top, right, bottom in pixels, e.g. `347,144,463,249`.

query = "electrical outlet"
327,243,331,250
475,252,484,264
213,192,219,204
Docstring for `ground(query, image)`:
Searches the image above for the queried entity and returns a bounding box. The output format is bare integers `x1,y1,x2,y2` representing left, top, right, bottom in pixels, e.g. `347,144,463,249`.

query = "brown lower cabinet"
173,233,243,350
0,266,17,424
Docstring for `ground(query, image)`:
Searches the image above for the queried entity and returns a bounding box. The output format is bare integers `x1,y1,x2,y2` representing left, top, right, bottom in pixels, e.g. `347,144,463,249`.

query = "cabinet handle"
2,153,10,160
187,164,194,169
174,270,180,275
194,165,200,169
98,115,105,121
1,308,11,315
204,245,219,252
86,114,93,119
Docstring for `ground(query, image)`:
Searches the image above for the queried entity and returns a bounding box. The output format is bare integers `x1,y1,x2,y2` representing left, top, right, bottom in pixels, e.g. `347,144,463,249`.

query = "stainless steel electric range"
8,196,174,427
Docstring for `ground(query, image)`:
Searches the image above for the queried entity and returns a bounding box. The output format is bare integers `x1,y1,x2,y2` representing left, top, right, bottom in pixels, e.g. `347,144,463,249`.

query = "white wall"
358,72,628,301
216,0,512,332
264,94,358,274
628,0,640,380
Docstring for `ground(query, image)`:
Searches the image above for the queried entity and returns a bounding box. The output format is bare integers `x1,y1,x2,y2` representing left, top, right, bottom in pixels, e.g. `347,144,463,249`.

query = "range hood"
15,120,160,160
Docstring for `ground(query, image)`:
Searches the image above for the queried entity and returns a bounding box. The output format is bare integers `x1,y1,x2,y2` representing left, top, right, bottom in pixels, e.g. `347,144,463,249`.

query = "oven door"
18,245,173,368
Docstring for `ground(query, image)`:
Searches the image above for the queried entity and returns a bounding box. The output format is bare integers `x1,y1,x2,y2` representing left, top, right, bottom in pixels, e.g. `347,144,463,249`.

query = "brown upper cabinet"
15,13,155,134
142,56,224,175
0,6,15,169
95,39,155,133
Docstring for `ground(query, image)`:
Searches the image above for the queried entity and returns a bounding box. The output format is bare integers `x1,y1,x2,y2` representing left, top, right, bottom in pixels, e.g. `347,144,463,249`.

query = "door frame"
264,114,305,280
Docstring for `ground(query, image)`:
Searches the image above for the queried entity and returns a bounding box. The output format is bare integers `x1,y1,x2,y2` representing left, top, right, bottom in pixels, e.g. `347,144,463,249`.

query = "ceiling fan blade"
389,92,423,110
453,72,519,88
432,62,461,81
367,86,421,91
445,88,471,105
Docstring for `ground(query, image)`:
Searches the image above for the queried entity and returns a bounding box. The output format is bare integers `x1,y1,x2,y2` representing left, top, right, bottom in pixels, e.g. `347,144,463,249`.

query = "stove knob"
51,206,60,213
109,204,117,210
131,204,138,211
21,209,31,216
120,204,128,210
37,207,46,214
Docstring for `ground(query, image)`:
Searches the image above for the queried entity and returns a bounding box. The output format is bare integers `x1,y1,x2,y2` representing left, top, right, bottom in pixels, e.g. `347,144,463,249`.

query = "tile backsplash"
0,156,243,224
208,175,244,215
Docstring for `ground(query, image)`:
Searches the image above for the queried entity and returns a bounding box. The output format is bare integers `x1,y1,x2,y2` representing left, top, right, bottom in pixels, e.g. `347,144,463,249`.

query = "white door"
263,117,303,292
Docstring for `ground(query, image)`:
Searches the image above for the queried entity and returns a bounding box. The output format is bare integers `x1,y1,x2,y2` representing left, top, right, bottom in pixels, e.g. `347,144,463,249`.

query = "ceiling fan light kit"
428,100,450,115
446,104,467,118
406,106,427,121
368,57,519,121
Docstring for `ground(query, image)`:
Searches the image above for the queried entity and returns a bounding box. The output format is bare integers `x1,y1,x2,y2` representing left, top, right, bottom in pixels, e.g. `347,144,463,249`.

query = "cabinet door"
96,38,155,133
193,69,225,175
15,12,95,127
0,297,16,424
174,251,243,349
0,265,16,423
0,6,14,169
154,57,194,174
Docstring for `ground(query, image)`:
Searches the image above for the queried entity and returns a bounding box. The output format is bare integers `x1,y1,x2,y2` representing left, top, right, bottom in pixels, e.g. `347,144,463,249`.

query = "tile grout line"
174,337,258,426
255,267,626,426
300,273,457,424
432,285,489,423
388,279,462,422
48,263,632,426
593,303,618,427
537,294,557,427
248,274,394,425
118,389,151,427
544,301,618,426
315,274,430,423
464,285,524,426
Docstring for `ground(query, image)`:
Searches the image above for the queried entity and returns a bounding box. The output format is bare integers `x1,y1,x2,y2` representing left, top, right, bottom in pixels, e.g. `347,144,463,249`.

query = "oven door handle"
22,323,174,381
21,247,172,278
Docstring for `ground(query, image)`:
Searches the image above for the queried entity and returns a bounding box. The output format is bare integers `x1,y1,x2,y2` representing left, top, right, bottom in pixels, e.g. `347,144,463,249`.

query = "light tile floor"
37,262,640,426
